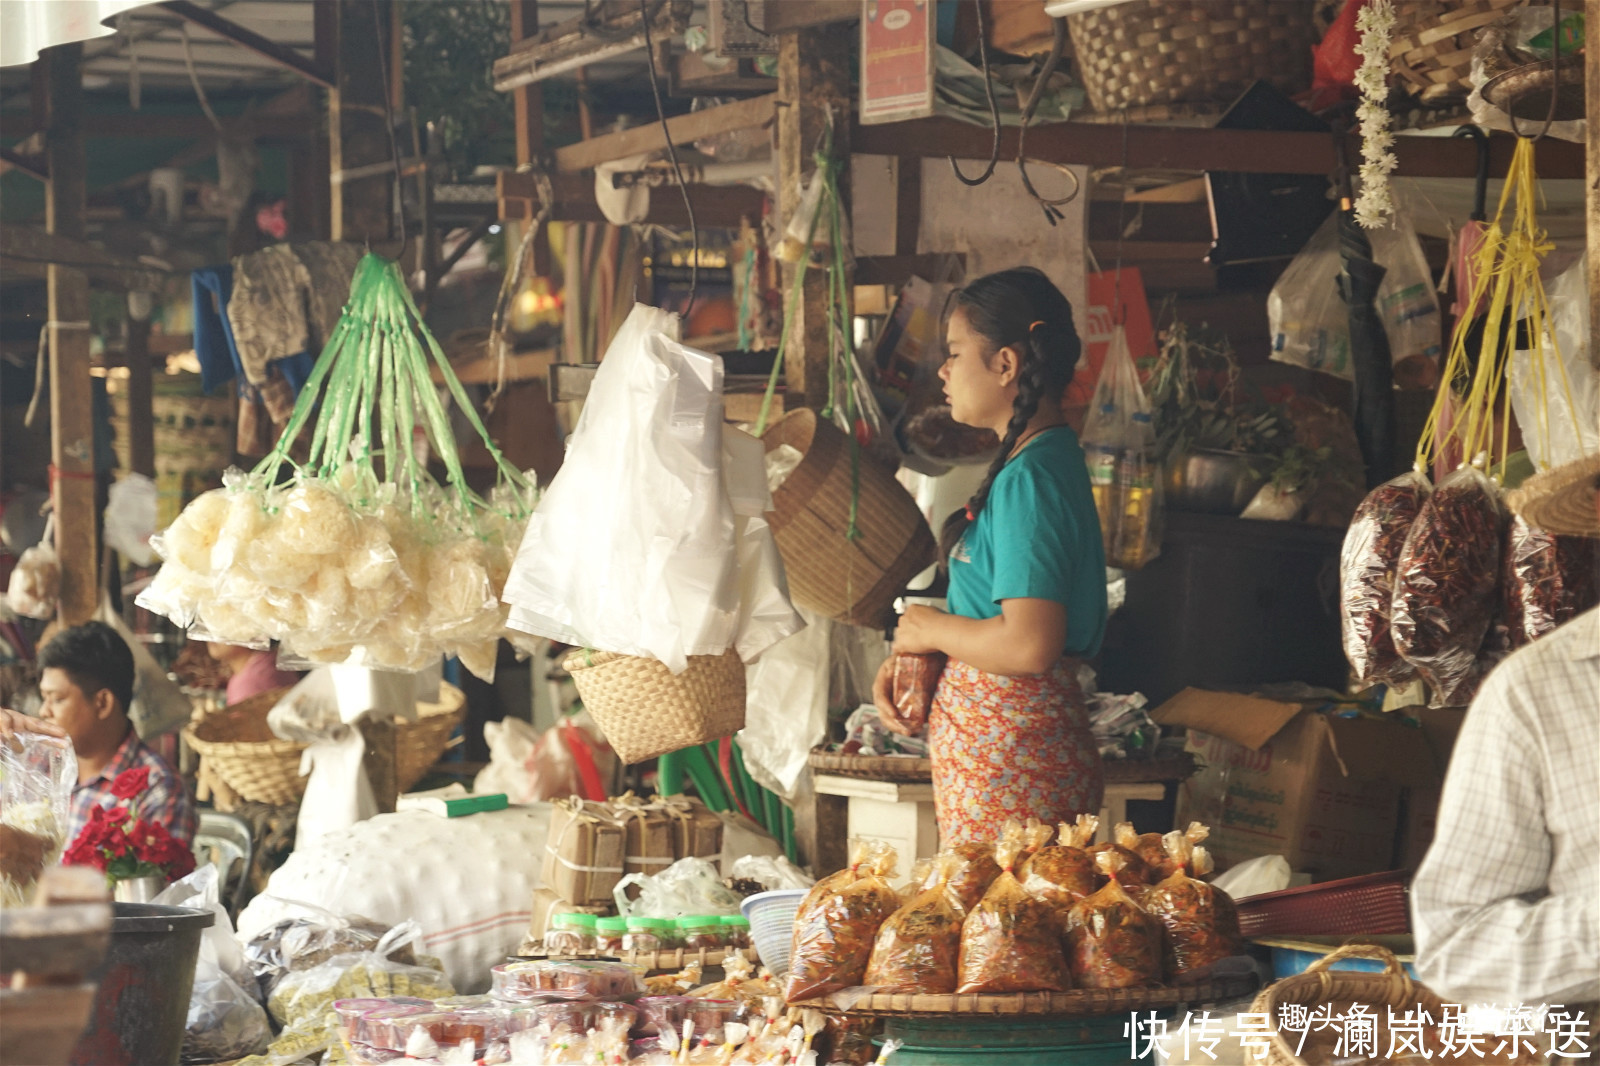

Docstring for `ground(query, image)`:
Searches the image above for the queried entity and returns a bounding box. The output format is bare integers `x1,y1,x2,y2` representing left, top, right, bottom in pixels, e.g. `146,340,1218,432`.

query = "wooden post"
42,44,97,626
1587,2,1600,370
125,302,155,480
777,22,854,411
329,0,396,244
510,0,552,278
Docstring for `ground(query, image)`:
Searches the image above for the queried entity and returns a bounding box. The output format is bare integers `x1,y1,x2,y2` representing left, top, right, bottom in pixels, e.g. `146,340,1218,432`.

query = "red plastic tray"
1236,870,1410,938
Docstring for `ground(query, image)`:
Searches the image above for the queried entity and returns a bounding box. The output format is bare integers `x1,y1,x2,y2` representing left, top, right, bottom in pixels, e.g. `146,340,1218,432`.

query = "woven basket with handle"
184,681,466,806
1067,1,1317,113
762,409,935,628
562,648,745,765
1389,0,1524,108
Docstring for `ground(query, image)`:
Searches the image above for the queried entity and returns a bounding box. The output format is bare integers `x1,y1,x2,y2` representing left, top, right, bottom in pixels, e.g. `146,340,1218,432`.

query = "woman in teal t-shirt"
872,268,1107,845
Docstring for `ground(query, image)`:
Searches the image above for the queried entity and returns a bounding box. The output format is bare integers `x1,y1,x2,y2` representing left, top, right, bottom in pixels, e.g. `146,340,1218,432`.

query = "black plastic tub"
70,902,213,1066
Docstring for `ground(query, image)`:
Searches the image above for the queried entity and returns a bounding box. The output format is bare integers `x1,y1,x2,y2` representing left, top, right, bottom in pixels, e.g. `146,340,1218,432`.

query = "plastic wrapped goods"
0,731,74,908
1391,465,1504,707
793,840,884,928
1141,840,1242,980
1087,836,1150,893
489,961,644,1003
956,824,1071,994
1065,853,1164,989
1340,471,1430,688
1503,517,1600,648
1121,821,1209,884
783,844,899,1002
1018,815,1100,916
927,841,1004,914
864,854,965,994
890,652,945,733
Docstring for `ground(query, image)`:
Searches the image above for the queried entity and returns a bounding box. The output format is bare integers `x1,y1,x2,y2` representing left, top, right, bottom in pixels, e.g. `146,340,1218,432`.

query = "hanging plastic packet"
1065,852,1163,989
956,823,1071,994
1391,464,1505,707
1339,471,1432,689
0,731,76,908
1502,516,1600,648
792,840,883,930
1141,839,1243,981
1087,832,1150,893
1081,325,1164,570
775,167,829,264
863,853,966,995
783,845,899,1002
1017,815,1100,918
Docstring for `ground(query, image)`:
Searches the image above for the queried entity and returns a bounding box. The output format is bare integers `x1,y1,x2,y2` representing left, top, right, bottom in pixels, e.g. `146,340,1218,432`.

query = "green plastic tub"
878,1013,1156,1064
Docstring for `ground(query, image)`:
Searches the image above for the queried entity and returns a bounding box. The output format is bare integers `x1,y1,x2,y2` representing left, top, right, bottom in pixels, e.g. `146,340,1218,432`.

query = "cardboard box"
608,793,677,876
541,797,626,905
1392,705,1467,870
1151,688,1441,882
528,887,611,939
656,794,724,861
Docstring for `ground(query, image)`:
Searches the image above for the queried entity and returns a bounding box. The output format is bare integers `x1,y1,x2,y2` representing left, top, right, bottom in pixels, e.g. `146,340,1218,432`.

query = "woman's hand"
0,708,66,743
872,656,913,736
892,605,946,656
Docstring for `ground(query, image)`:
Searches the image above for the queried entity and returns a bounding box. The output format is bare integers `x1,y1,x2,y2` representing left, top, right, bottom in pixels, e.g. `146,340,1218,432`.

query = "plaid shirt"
1412,607,1600,1005
67,730,198,854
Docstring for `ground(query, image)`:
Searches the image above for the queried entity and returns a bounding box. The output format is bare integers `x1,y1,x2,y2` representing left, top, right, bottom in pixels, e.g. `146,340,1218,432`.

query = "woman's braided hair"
938,267,1083,562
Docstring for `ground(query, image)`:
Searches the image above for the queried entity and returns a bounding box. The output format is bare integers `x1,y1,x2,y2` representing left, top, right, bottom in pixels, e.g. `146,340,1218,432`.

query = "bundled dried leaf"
956,824,1071,994
1065,852,1164,989
1142,839,1242,980
784,845,900,1003
1340,472,1429,688
864,854,965,994
1017,815,1099,918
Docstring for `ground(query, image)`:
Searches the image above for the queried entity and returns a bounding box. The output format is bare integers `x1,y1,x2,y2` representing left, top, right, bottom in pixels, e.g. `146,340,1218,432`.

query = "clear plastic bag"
5,539,59,620
1065,853,1163,990
244,902,418,997
1141,838,1242,981
154,866,272,1062
1509,255,1597,473
956,823,1070,994
1502,517,1599,649
1082,325,1164,570
1391,465,1505,707
1086,835,1150,892
1340,471,1431,689
0,730,75,907
727,854,815,893
613,856,744,919
784,843,900,1002
928,840,1004,915
1017,815,1100,914
890,653,945,734
864,853,965,994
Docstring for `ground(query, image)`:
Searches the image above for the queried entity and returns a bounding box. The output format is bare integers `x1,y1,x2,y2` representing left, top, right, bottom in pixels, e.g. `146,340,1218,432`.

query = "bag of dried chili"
1141,836,1242,981
863,853,965,994
1018,814,1099,918
783,845,900,1003
928,840,1003,914
1065,852,1164,989
1391,465,1505,708
890,652,946,733
1340,470,1431,688
1504,516,1600,648
956,824,1071,994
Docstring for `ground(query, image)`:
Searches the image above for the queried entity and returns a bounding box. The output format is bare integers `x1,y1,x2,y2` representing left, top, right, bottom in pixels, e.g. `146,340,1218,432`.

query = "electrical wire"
371,0,408,252
639,0,698,315
1015,17,1079,221
948,0,1001,186
179,23,221,130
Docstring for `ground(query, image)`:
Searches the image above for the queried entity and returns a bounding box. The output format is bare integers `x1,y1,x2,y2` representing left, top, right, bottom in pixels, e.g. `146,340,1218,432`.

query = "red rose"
110,768,150,801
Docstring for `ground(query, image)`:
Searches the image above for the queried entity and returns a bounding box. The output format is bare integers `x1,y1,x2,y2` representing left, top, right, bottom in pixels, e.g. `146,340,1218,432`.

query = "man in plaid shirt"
38,622,197,857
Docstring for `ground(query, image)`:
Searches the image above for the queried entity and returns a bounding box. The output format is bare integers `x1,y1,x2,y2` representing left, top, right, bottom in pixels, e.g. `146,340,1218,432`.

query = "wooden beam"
0,146,46,180
1589,4,1600,370
1,112,313,141
125,314,155,479
42,44,97,626
552,94,777,173
852,118,1588,180
855,253,964,287
329,0,395,245
159,1,334,87
1,227,167,290
494,1,691,91
749,0,858,33
499,169,765,228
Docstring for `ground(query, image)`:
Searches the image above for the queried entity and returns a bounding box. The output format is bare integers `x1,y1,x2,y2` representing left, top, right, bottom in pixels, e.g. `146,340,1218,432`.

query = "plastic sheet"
784,843,899,1002
1339,471,1431,688
956,823,1070,994
614,857,743,920
1065,853,1163,990
0,730,75,907
1141,839,1242,980
1391,465,1504,707
1508,255,1598,474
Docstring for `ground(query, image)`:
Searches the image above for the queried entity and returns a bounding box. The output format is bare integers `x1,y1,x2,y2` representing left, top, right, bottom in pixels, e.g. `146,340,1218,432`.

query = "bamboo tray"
793,975,1259,1018
807,750,1198,786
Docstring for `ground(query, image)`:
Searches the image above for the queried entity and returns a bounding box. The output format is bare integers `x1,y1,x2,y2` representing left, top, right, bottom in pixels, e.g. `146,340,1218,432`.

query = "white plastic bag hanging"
295,728,377,846
738,606,830,801
104,473,158,567
1081,325,1163,570
1510,254,1597,473
154,866,272,1062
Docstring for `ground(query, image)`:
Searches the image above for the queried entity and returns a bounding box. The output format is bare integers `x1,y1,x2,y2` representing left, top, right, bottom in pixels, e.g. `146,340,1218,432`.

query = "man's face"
38,668,114,751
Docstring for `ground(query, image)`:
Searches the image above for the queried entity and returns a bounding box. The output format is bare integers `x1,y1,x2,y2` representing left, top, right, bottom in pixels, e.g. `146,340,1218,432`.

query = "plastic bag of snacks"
1141,838,1242,980
1120,821,1208,884
864,853,966,994
890,652,945,732
0,730,75,908
928,840,1003,914
784,843,900,1002
490,960,645,1003
956,823,1071,994
689,953,774,1006
1017,815,1100,916
1065,853,1163,989
244,905,416,998
1340,471,1430,688
1088,833,1150,892
792,839,888,928
1391,465,1504,707
1503,517,1599,649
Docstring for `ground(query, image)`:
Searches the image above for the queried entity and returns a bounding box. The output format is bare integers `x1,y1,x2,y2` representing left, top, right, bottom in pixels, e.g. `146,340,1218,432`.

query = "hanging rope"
640,0,699,315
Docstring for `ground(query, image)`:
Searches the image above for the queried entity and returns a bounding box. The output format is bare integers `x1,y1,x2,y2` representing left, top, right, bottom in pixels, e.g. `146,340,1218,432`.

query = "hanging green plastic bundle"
138,254,537,681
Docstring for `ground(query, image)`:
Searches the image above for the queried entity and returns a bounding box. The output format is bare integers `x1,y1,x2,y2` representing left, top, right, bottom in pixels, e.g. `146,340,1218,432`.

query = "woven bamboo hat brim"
1507,451,1600,537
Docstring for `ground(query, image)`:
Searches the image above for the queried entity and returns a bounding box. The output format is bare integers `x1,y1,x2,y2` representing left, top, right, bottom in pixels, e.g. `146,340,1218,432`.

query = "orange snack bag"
1018,814,1100,918
890,652,946,732
927,841,1003,914
1065,852,1164,989
955,823,1071,994
1143,840,1243,979
793,839,881,929
784,843,900,1002
1088,824,1151,890
864,854,965,994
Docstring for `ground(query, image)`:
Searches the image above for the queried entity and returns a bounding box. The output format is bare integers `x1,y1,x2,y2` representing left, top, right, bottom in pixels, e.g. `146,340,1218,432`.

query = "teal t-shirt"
946,426,1108,658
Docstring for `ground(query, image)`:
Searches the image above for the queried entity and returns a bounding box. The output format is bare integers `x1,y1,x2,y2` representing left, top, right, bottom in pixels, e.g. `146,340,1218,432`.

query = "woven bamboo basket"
807,748,933,782
110,373,236,527
562,648,746,765
762,409,936,628
1067,1,1317,113
184,681,466,806
1389,0,1524,107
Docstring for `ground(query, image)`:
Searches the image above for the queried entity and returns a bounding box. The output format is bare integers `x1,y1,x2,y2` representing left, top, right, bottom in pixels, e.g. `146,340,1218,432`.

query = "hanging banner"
1067,267,1157,409
860,0,935,125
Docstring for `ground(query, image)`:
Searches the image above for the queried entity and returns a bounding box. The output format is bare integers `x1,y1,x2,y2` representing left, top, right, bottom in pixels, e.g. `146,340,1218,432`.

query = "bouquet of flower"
62,768,195,885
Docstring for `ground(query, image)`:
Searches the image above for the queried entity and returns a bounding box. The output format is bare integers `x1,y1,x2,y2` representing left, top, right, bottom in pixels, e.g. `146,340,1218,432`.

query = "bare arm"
892,598,1068,677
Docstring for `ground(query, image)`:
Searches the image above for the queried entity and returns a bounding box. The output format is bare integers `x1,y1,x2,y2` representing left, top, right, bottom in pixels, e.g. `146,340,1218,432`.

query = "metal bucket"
70,903,213,1066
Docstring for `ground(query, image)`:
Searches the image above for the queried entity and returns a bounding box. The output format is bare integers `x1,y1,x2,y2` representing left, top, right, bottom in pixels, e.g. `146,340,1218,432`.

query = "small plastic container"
534,1000,600,1033
545,911,598,955
634,996,692,1038
360,1005,432,1051
677,916,725,951
595,1001,638,1031
686,999,743,1045
595,915,628,955
719,915,751,949
492,960,647,1001
623,917,677,954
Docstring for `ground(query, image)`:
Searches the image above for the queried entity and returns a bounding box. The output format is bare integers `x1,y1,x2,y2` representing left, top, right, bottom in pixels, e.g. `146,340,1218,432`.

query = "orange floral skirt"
928,658,1105,846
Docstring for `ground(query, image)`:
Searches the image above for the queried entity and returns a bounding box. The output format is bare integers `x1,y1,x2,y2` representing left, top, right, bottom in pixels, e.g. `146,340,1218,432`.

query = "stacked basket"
562,648,746,765
108,372,235,528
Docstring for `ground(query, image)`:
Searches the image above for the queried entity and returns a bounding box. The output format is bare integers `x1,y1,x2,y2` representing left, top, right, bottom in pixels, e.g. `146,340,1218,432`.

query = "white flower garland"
1353,0,1398,229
